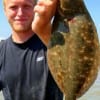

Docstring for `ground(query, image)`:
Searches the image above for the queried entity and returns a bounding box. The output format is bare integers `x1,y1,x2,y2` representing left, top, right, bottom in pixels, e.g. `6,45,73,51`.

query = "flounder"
47,0,100,100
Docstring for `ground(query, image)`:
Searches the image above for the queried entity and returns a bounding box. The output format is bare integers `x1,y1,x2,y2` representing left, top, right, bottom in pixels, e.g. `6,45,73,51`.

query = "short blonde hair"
3,0,37,7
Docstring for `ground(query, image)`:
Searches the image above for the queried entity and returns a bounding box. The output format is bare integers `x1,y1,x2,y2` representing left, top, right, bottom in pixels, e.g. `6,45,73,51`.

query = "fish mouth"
58,0,85,16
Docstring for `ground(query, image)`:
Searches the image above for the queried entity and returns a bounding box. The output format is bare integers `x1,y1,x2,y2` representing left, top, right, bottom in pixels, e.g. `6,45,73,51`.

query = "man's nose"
17,8,24,16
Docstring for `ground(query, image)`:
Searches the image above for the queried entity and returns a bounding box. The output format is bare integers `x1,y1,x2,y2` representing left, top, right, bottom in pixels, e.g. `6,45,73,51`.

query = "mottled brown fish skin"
47,0,100,100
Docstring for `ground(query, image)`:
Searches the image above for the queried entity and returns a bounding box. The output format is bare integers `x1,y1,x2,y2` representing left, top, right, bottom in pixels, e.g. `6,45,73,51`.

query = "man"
0,0,63,100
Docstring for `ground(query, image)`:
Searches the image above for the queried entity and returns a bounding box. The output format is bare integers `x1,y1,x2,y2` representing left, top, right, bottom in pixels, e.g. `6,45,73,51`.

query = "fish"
47,0,100,100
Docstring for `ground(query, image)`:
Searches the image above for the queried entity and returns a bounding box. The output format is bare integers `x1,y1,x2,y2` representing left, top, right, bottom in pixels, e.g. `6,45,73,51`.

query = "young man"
0,0,63,100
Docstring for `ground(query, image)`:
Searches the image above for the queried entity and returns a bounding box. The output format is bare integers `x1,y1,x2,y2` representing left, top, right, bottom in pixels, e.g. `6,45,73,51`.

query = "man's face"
4,0,35,33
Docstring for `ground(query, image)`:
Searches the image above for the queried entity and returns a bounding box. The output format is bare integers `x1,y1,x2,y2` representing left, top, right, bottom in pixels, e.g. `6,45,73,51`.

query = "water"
0,72,100,100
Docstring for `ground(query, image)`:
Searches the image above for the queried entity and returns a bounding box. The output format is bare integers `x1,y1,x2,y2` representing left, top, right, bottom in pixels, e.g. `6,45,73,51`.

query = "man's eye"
23,5,33,9
10,6,18,10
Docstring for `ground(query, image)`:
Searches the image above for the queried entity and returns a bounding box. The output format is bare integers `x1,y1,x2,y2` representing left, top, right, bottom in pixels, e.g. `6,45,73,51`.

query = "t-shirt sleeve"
0,40,5,90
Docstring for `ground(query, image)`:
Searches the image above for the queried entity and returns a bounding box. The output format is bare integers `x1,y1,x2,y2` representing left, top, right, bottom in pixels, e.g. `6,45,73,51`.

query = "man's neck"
12,30,35,43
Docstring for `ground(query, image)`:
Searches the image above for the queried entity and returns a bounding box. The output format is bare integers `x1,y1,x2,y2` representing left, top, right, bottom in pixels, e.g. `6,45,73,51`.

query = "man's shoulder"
0,40,6,67
0,40,6,50
0,40,7,58
0,37,10,49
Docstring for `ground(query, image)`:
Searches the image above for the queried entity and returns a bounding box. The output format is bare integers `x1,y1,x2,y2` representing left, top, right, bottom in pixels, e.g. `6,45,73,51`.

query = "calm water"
0,72,100,100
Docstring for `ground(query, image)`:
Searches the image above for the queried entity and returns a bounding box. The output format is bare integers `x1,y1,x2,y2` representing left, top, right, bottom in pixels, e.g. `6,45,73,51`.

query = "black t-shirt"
0,35,63,100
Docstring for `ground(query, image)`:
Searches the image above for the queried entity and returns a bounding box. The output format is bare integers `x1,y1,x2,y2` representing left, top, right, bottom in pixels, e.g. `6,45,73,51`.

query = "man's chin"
13,26,30,33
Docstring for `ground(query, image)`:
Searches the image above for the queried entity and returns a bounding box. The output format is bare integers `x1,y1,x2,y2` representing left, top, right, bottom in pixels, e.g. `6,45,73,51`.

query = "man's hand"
32,0,57,46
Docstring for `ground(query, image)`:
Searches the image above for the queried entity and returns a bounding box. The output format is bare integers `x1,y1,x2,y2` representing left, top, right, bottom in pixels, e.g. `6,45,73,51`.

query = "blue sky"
0,0,100,40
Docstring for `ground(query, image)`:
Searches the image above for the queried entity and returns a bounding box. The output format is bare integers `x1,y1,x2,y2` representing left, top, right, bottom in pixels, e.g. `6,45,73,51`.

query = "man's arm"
32,0,57,46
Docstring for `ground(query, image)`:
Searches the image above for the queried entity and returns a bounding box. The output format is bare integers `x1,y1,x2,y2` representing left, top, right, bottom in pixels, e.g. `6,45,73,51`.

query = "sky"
0,0,100,40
